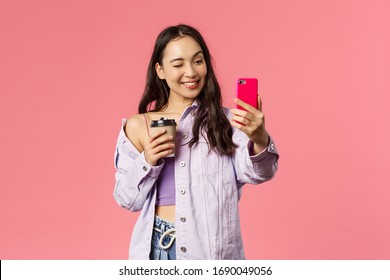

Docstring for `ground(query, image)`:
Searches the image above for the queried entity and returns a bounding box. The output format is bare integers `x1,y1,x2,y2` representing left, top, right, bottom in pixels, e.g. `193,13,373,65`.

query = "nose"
185,64,196,77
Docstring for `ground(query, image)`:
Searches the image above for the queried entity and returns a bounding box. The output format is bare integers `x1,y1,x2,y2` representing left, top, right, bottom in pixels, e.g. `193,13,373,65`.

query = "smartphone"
236,78,258,110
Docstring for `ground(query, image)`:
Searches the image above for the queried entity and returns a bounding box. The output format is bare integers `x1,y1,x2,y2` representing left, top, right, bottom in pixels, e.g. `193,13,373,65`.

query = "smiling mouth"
182,81,199,88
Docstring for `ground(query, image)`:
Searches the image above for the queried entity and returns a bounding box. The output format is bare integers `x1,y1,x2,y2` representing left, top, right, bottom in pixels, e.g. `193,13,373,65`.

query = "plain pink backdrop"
1,0,389,259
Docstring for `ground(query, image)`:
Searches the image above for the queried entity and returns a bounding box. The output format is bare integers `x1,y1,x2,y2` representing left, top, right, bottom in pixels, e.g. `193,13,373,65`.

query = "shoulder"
125,114,147,152
125,114,145,133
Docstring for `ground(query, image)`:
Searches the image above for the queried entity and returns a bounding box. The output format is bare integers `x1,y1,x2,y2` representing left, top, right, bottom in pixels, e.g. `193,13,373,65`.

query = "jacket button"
180,217,186,223
180,189,186,195
270,143,274,150
143,166,147,171
180,161,186,167
183,134,188,139
181,247,187,252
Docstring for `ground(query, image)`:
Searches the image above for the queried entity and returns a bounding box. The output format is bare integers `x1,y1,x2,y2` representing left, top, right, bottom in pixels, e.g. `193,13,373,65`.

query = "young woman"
113,24,279,260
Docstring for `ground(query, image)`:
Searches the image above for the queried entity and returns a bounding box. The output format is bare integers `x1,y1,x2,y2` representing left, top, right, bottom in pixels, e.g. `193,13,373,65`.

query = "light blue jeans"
149,215,176,260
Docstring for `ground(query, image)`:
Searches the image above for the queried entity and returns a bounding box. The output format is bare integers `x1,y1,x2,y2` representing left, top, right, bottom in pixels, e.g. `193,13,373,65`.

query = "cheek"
166,70,182,81
199,65,208,77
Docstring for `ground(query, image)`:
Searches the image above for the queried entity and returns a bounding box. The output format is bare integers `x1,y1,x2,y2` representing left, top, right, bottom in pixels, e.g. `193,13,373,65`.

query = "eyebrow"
169,50,204,63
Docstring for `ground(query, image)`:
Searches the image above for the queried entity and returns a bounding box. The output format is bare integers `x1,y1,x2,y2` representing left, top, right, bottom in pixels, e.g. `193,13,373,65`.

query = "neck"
163,92,195,114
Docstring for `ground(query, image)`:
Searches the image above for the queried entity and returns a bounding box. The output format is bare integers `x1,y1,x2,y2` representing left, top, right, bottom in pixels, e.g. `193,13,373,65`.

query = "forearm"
252,132,270,155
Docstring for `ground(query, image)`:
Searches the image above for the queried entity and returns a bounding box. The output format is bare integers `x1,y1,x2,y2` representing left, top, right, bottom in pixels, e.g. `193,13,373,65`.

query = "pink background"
1,0,389,259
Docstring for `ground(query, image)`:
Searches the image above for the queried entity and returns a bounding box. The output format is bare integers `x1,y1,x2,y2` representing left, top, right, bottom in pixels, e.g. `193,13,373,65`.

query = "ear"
155,63,165,79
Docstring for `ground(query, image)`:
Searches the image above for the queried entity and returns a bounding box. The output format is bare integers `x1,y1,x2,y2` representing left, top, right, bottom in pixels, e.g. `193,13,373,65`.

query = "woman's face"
155,36,207,102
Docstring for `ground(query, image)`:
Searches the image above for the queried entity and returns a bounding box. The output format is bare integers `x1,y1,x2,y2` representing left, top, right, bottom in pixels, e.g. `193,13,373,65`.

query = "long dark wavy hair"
138,24,237,156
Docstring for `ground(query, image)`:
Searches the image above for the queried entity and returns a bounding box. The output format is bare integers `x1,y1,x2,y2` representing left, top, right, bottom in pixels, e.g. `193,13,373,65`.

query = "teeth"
184,82,197,86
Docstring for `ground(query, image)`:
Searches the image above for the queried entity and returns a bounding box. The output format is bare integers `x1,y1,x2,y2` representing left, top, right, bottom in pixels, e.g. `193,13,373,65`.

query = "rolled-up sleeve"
113,119,163,211
248,136,279,180
232,123,279,185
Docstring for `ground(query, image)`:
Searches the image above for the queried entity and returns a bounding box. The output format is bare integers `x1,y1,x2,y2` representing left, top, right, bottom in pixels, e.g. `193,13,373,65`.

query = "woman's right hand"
144,129,175,166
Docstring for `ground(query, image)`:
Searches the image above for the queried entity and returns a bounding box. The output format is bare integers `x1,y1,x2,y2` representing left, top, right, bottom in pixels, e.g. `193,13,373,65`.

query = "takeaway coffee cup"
150,117,177,157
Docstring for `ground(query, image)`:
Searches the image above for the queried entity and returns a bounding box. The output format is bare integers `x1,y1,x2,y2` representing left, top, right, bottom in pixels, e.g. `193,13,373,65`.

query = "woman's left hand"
230,95,269,154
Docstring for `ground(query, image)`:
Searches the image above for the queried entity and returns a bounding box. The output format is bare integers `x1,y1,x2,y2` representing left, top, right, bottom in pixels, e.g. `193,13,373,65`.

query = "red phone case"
236,78,258,110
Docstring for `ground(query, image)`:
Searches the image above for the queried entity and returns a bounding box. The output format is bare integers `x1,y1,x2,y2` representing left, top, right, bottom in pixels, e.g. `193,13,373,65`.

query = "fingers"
148,129,174,149
144,144,174,165
231,106,264,127
149,128,169,144
230,119,253,137
234,95,263,113
230,112,251,126
258,95,262,112
230,108,251,118
230,119,246,131
234,97,258,113
230,96,266,142
149,142,175,157
144,129,175,165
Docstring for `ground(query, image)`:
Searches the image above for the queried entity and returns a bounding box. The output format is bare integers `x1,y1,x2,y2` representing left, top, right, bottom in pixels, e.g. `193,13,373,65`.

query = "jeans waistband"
154,215,175,228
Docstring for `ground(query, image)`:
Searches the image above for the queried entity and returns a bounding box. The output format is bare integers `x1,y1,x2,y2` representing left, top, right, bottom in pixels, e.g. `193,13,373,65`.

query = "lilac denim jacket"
113,102,279,259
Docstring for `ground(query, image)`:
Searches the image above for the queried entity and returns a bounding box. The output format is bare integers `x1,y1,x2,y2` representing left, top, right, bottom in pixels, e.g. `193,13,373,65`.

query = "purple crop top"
143,114,176,206
155,157,176,206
